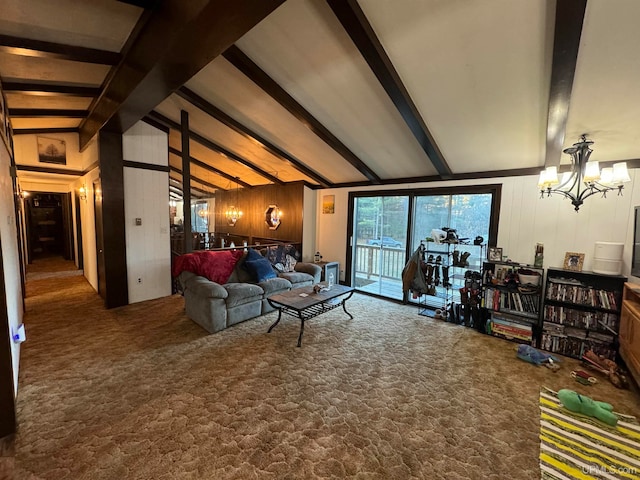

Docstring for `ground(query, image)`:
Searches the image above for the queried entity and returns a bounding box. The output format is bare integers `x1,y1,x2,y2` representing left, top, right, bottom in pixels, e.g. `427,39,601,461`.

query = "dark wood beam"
326,0,452,179
168,146,252,189
223,45,377,184
148,111,284,185
117,0,160,8
98,131,128,308
80,0,285,149
0,34,121,65
1,81,100,97
181,110,192,252
169,166,225,191
177,87,335,187
545,0,587,167
16,165,83,176
9,109,87,118
13,128,79,135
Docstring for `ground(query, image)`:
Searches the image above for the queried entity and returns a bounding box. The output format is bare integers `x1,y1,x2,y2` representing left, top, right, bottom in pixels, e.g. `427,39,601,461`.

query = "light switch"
135,218,142,226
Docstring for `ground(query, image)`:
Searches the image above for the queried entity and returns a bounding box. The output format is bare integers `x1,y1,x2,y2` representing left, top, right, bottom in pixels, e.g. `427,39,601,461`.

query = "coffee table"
267,284,355,346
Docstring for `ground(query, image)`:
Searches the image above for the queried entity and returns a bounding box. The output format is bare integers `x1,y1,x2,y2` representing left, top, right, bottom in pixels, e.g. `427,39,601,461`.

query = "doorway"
25,192,73,263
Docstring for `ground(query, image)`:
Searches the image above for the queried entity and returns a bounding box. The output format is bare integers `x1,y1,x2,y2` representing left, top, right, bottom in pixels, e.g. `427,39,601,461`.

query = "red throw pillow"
173,250,243,284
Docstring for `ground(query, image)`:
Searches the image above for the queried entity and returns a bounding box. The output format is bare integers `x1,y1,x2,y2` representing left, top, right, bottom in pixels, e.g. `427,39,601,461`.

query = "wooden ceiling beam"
168,146,252,189
545,0,588,167
116,0,160,8
79,0,285,150
13,127,79,135
0,34,121,65
222,46,377,184
326,0,452,179
1,81,100,97
147,111,284,185
9,108,87,118
176,87,332,187
169,160,229,191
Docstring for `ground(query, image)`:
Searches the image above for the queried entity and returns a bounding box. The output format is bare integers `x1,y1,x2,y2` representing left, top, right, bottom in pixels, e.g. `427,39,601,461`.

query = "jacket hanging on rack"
402,245,429,296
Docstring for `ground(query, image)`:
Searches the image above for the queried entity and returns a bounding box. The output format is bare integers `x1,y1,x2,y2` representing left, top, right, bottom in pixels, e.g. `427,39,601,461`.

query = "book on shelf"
546,280,618,310
540,321,616,359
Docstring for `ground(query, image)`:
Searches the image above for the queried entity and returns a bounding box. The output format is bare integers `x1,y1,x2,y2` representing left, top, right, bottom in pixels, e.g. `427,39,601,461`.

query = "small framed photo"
563,252,585,272
488,247,503,262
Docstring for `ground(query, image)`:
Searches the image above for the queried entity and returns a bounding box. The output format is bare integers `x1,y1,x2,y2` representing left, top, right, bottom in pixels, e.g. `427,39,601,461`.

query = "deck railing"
353,244,406,281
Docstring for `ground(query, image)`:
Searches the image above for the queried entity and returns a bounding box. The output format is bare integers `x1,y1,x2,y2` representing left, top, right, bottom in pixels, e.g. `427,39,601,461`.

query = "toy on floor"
570,370,597,386
517,344,560,371
582,350,629,389
557,389,618,426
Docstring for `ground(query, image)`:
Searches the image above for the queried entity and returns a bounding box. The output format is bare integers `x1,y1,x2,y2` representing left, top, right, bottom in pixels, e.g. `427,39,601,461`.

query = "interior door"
94,179,105,300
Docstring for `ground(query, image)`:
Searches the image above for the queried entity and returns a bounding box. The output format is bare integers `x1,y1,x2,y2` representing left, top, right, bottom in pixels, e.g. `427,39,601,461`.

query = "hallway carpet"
13,270,640,479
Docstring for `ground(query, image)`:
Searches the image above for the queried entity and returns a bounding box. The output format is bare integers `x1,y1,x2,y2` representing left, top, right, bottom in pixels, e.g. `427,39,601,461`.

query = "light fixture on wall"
265,204,282,230
225,178,243,227
78,184,87,201
538,134,631,212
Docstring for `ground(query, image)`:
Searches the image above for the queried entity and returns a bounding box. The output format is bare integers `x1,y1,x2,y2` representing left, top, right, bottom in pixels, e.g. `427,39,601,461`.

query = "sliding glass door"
348,187,499,303
351,195,409,300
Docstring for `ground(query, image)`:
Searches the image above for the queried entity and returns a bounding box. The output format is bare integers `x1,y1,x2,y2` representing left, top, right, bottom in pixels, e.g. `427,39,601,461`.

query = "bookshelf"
482,262,544,345
540,268,626,360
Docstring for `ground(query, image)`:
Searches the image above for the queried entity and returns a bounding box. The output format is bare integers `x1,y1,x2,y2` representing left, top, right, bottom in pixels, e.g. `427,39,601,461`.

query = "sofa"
174,245,321,334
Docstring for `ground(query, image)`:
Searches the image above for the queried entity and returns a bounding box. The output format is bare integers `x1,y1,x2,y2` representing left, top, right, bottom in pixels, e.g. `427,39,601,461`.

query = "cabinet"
540,269,626,360
418,241,484,323
619,283,640,385
482,262,544,345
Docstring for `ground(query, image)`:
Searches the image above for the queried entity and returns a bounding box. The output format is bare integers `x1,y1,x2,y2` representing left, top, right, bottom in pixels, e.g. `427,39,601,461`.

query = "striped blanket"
540,389,640,479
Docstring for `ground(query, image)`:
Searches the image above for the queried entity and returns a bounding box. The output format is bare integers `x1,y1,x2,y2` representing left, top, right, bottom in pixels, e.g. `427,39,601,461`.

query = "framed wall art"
563,252,585,272
322,194,335,214
37,136,67,165
488,247,503,262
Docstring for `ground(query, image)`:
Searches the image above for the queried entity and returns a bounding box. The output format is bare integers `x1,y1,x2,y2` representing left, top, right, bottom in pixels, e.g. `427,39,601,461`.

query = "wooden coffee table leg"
268,308,283,333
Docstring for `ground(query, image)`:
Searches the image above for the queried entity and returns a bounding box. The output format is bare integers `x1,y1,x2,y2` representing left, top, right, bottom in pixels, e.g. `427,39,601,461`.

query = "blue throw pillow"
244,256,277,282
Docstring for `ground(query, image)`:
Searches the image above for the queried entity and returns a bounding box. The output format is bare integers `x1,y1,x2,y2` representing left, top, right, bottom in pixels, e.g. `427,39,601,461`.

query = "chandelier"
225,178,243,226
538,135,631,212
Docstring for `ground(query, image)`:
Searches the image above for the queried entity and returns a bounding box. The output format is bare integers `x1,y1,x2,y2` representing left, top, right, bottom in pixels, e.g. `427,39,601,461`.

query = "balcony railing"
353,244,406,281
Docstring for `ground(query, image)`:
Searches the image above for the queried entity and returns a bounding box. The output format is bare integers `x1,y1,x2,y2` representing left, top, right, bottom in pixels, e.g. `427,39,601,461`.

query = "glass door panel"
352,195,408,299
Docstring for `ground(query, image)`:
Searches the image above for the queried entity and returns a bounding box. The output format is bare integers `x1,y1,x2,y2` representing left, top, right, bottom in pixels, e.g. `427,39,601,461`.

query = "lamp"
78,184,87,201
225,178,243,226
265,204,282,230
538,135,631,211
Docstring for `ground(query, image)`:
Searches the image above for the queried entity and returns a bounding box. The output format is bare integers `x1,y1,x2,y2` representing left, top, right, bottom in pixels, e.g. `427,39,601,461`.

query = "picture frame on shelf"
488,247,503,262
563,252,585,271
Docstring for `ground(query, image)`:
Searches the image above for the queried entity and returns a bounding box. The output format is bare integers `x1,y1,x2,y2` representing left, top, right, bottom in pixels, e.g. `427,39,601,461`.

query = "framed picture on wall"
37,136,67,164
322,195,335,214
563,252,585,271
488,247,503,262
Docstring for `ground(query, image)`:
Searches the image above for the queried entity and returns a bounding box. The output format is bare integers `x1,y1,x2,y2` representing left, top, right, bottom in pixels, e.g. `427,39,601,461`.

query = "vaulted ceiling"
3,0,640,199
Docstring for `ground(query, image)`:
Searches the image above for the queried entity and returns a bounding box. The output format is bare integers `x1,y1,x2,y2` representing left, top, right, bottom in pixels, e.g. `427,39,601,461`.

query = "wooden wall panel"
214,182,304,244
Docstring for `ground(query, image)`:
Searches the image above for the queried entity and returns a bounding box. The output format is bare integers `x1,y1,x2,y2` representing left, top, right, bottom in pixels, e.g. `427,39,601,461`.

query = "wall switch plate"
135,218,142,226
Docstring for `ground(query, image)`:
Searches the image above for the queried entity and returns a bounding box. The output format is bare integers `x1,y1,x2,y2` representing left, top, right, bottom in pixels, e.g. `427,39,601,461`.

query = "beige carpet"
11,267,640,479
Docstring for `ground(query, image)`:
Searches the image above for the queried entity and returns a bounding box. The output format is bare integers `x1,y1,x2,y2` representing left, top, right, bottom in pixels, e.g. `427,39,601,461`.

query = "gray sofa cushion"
258,277,292,296
278,271,314,286
183,276,228,299
224,283,264,308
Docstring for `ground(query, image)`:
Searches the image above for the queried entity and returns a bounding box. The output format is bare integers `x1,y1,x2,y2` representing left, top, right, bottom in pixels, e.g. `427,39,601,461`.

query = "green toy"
557,389,618,426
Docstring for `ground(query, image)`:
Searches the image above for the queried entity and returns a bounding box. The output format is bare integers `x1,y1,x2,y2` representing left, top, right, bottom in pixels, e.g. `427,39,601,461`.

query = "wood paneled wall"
214,182,304,243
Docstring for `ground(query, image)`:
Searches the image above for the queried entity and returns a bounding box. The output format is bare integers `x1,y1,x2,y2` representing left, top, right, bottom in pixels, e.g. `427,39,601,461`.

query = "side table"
315,261,339,284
